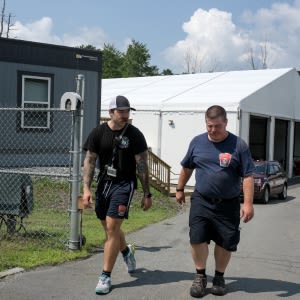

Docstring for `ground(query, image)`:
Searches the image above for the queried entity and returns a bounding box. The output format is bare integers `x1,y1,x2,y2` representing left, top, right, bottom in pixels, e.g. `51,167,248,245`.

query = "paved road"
1,185,300,300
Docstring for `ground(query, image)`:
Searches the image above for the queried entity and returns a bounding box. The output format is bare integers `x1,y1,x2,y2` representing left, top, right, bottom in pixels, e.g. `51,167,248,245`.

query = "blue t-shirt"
181,132,254,198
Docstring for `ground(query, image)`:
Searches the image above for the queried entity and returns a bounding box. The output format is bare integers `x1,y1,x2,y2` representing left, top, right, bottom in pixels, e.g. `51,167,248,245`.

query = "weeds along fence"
0,106,83,250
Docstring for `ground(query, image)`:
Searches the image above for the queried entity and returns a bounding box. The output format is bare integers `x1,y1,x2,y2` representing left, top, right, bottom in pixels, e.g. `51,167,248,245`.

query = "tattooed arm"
82,150,98,208
135,150,152,211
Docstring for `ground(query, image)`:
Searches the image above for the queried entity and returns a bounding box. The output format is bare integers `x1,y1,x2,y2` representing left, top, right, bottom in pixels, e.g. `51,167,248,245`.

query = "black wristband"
144,193,152,198
176,188,184,192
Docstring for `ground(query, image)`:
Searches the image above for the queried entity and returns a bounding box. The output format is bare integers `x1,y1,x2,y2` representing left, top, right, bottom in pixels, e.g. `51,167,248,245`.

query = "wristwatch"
144,193,152,198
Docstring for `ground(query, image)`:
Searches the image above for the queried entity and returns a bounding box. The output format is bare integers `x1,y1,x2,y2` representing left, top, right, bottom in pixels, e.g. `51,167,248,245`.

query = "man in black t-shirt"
82,95,152,295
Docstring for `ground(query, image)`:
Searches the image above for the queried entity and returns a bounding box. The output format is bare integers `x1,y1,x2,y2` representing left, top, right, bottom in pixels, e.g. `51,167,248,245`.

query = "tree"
183,49,193,74
79,43,124,78
121,39,159,77
161,69,173,75
0,0,15,38
0,0,5,37
247,47,256,70
260,42,268,69
183,47,219,73
246,40,270,70
79,44,98,51
102,43,124,78
80,40,166,78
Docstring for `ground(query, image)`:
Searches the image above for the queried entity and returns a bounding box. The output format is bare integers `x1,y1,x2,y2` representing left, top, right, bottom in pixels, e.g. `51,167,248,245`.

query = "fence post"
68,75,85,250
76,74,85,166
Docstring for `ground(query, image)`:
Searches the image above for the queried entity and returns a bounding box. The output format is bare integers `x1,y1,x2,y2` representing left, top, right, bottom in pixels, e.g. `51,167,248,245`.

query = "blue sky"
4,0,300,73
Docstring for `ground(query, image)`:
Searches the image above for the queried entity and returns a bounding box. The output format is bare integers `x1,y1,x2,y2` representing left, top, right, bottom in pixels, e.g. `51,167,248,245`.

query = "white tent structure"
101,68,300,184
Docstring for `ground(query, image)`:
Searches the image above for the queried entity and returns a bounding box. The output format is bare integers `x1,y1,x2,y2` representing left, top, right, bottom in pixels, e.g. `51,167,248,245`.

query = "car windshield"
254,164,267,174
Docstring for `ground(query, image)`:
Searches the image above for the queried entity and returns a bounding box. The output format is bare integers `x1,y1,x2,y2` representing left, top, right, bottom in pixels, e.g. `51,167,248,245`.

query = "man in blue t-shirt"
176,105,254,298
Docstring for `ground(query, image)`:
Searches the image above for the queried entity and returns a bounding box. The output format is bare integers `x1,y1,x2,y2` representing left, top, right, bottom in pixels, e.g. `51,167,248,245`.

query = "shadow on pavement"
226,276,300,297
113,268,194,288
113,269,300,298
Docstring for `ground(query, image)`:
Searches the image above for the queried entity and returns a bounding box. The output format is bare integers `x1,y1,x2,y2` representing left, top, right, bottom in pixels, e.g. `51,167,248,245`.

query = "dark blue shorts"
189,190,241,252
95,179,135,220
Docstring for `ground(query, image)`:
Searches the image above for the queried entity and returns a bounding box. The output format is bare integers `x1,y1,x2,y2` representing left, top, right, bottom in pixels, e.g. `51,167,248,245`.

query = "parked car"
241,160,288,204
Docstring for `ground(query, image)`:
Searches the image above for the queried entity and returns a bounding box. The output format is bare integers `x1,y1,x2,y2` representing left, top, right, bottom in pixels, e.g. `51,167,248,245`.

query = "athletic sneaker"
190,274,207,298
95,274,112,295
211,275,226,296
123,243,136,273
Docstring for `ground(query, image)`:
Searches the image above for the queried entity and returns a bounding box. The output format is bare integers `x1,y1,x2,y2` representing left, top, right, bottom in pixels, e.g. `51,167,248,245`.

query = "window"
268,164,276,175
273,164,280,174
21,75,51,129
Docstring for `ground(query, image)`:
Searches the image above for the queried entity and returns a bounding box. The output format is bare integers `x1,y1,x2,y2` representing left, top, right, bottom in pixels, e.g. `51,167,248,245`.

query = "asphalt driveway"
1,185,300,299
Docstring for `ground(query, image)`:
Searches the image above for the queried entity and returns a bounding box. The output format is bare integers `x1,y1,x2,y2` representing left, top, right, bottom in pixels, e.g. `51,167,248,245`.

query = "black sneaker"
190,274,207,298
211,275,226,296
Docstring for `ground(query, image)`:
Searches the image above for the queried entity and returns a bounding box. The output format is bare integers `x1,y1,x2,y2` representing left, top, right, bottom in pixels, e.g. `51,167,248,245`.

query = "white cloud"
164,8,250,72
13,17,62,44
165,2,300,72
12,17,108,49
240,1,300,69
63,26,107,49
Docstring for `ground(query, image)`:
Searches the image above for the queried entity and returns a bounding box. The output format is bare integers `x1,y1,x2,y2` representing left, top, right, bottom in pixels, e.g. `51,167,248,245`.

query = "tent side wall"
130,112,160,154
240,68,297,118
240,68,300,177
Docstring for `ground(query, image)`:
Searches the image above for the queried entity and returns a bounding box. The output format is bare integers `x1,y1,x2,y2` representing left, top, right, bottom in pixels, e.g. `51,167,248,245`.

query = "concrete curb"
0,267,24,279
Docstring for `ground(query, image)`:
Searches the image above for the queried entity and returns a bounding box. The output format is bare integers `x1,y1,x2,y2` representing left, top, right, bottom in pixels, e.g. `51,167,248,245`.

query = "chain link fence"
0,106,80,249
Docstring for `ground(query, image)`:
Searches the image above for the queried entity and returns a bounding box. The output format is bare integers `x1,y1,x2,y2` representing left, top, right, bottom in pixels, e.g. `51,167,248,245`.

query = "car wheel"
262,187,270,204
279,184,288,200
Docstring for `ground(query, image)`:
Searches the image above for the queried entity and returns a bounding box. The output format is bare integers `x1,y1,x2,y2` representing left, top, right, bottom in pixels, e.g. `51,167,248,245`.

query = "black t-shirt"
83,123,148,183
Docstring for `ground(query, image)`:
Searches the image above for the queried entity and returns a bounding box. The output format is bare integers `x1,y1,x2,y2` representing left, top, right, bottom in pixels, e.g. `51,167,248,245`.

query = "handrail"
148,150,171,195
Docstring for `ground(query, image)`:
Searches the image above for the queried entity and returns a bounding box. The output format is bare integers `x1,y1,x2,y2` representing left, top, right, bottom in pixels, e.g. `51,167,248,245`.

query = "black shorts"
189,190,241,252
95,179,135,220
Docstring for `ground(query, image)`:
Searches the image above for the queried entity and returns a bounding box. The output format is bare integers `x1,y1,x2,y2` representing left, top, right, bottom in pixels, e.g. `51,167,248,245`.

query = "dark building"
0,37,102,167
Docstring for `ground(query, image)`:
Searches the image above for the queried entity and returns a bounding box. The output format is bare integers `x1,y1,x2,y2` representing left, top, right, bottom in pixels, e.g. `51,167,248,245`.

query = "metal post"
68,74,84,250
68,107,81,250
76,74,85,166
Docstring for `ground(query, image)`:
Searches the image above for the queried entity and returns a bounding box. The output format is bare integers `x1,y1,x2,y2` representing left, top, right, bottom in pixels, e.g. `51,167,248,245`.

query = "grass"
0,177,179,272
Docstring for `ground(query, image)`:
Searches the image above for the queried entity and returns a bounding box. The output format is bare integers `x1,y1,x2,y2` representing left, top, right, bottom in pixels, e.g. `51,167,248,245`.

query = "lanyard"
111,123,129,166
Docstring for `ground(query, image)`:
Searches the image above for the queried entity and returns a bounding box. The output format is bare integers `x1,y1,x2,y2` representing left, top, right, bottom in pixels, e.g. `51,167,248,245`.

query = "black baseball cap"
109,95,136,111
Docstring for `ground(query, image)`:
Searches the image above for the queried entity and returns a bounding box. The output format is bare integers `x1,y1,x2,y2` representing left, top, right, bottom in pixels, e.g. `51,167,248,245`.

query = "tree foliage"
80,39,166,78
102,43,123,78
121,39,159,77
161,69,173,75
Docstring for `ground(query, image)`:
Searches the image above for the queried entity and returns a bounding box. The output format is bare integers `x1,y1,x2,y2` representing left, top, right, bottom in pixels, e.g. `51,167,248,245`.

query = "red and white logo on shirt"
219,152,232,167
